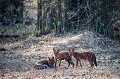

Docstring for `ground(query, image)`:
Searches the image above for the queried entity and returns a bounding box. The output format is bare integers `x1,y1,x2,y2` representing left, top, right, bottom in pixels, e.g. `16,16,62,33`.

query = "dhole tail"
93,55,97,67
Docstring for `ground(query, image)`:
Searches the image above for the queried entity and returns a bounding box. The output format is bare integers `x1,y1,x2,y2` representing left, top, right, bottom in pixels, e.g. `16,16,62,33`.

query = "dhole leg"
59,60,61,67
67,61,74,68
79,60,82,68
68,62,70,67
76,60,79,67
55,59,57,67
68,59,74,68
66,59,71,67
55,61,57,67
70,61,74,68
88,60,94,68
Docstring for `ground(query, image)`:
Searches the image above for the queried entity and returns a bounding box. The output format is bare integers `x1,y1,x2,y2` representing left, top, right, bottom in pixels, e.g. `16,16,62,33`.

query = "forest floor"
0,30,120,79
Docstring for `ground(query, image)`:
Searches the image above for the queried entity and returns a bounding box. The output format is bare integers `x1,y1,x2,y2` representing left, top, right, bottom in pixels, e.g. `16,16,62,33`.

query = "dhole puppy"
34,57,55,69
68,47,97,68
53,48,74,68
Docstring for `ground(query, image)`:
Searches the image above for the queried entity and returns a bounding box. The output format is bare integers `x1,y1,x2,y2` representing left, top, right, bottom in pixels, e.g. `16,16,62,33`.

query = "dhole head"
68,47,75,56
53,48,60,56
48,57,55,68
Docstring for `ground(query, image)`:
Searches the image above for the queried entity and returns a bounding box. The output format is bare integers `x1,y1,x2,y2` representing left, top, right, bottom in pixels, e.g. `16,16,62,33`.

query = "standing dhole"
53,48,74,68
68,47,97,68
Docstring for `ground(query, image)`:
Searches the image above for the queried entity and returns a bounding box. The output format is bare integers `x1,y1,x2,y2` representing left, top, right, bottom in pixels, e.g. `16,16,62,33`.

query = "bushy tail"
93,55,97,67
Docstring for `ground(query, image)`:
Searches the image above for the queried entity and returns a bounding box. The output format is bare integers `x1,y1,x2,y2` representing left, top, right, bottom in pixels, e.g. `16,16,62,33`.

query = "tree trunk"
63,0,68,33
37,0,42,34
57,0,61,34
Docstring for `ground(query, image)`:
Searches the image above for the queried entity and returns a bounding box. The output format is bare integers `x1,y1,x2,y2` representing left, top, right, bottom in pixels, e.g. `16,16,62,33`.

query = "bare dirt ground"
0,30,120,79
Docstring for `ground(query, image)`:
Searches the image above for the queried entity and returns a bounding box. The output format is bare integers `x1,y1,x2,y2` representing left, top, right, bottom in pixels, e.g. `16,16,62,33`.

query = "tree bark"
37,0,42,34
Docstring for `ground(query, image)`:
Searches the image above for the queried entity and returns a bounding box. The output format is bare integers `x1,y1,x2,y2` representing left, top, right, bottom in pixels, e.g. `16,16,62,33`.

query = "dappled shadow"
0,30,120,78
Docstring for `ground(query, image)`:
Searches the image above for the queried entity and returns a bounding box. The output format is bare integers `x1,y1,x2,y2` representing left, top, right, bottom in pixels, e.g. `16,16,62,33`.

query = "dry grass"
0,31,119,79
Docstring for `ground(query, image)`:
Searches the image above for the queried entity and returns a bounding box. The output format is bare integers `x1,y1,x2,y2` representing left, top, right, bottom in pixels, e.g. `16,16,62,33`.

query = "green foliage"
0,0,23,25
0,0,119,41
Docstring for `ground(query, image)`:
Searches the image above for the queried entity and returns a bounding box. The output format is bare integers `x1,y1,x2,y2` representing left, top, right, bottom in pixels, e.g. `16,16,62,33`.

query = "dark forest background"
0,0,120,41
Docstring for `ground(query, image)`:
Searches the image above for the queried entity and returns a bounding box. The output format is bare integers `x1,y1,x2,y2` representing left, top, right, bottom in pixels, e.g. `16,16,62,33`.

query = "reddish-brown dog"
53,48,74,68
68,47,97,68
34,57,55,69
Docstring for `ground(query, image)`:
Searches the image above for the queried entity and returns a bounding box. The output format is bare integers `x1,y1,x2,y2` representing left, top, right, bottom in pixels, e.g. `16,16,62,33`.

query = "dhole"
53,48,74,68
34,57,55,69
68,47,97,68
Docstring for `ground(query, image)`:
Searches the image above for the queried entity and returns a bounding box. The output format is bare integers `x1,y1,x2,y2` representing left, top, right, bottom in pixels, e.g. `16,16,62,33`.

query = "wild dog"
53,48,74,68
34,57,55,70
68,47,97,68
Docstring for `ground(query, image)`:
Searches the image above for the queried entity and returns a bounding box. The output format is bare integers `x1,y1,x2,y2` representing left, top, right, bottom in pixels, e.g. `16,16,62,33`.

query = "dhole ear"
48,57,50,60
57,49,60,53
72,47,75,52
53,48,56,52
68,48,71,52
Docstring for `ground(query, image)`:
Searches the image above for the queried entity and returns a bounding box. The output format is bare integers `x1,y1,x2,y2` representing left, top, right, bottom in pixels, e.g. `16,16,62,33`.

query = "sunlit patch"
1,31,119,78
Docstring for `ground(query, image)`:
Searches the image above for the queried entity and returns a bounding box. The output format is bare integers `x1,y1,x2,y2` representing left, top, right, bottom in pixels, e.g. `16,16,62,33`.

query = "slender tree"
57,0,61,34
37,0,42,34
63,0,68,33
